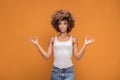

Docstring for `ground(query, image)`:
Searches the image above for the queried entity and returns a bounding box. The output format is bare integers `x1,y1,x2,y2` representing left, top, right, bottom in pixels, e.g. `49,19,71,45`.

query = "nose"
60,24,65,28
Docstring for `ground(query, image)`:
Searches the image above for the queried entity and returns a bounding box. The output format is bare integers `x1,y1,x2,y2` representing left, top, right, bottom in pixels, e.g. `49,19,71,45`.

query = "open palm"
84,36,95,46
28,36,38,45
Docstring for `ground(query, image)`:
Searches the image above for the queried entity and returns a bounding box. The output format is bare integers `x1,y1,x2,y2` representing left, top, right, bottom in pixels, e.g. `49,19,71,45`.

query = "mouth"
60,28,65,30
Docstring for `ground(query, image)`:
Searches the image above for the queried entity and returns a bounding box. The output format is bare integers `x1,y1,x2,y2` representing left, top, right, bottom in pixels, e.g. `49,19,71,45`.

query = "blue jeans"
51,65,74,80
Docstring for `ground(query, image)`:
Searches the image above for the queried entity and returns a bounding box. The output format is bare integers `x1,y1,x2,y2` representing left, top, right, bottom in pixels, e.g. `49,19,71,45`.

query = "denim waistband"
52,66,74,72
52,65,74,71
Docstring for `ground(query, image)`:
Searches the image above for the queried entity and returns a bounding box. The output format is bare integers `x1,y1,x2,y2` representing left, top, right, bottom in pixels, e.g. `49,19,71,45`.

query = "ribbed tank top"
53,35,73,69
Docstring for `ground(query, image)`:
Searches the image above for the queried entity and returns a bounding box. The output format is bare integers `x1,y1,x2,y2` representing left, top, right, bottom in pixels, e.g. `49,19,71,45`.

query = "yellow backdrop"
0,0,120,80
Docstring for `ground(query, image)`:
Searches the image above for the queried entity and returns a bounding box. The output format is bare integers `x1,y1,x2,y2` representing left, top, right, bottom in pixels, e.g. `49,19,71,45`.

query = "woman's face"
58,20,68,33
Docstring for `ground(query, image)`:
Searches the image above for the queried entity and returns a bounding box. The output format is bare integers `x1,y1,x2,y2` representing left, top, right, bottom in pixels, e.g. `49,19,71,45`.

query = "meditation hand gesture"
84,36,95,46
28,36,39,45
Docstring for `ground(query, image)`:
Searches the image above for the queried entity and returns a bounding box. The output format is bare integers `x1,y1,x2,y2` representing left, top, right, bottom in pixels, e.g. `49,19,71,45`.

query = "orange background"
0,0,120,80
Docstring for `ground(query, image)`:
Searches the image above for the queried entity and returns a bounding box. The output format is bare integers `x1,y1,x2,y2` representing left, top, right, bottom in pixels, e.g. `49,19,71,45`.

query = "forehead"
59,20,68,23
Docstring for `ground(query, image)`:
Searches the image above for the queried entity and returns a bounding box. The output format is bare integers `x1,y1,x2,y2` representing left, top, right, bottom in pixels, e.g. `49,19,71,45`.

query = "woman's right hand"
28,36,38,45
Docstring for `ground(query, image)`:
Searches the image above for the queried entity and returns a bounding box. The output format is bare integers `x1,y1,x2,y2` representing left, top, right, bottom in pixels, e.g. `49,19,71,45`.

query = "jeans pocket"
52,68,59,73
66,68,74,73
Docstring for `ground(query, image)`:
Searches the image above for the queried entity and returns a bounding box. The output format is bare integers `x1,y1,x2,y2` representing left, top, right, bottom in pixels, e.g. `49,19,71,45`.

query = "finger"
92,38,95,42
29,37,35,42
28,38,32,43
92,38,95,41
94,38,95,41
92,39,95,42
85,36,89,40
28,36,32,42
33,35,37,39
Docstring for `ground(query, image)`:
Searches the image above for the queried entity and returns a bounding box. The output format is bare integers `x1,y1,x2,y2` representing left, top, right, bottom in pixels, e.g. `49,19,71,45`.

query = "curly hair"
51,9,75,33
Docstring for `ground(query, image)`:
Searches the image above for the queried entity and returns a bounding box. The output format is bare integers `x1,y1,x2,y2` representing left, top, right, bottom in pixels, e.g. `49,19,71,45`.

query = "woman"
28,9,95,80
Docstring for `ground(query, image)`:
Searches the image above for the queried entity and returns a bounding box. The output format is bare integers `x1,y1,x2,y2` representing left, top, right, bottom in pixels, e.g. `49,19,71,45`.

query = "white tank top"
53,35,73,68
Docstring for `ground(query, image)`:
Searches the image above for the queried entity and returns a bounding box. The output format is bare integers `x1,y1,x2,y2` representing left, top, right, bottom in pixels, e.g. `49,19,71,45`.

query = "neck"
59,32,69,38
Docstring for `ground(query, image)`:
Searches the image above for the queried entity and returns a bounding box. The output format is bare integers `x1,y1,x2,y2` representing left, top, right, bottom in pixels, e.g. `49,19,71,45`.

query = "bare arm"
29,36,54,59
73,36,95,60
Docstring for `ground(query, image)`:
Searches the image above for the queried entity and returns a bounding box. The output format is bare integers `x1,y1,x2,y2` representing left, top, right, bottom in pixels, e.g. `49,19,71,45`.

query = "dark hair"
51,9,75,33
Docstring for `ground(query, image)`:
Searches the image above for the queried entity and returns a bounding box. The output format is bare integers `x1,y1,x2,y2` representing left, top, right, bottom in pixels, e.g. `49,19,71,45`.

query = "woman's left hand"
84,36,95,46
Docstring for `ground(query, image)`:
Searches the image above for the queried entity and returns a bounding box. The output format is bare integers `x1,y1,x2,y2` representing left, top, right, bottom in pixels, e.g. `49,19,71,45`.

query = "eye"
64,22,67,25
58,22,61,25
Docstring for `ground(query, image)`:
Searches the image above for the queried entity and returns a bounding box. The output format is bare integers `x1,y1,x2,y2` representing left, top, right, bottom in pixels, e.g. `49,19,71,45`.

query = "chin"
61,31,67,33
60,29,65,32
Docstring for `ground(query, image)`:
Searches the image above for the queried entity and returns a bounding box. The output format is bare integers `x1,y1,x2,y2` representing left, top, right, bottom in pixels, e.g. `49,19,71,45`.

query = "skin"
28,20,95,60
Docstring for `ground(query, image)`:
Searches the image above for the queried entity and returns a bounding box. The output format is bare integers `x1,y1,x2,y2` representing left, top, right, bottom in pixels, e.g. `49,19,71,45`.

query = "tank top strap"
54,35,57,41
70,35,72,41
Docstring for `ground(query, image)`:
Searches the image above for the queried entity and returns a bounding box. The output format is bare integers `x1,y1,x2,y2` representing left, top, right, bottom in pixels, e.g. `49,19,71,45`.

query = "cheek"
65,25,68,29
58,25,61,29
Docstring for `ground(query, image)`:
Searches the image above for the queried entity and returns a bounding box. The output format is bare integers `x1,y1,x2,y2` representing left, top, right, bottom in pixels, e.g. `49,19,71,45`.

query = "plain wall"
0,0,120,80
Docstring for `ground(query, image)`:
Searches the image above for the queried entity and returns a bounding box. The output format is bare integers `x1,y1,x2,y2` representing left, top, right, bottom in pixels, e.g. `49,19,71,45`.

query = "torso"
52,35,74,68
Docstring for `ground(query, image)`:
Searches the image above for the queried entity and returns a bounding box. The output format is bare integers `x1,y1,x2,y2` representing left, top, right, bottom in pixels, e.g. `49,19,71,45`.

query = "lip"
61,29,64,30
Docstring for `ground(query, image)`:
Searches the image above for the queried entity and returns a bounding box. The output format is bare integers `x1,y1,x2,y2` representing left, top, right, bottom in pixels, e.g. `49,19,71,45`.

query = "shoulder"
49,36,55,43
72,35,78,43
